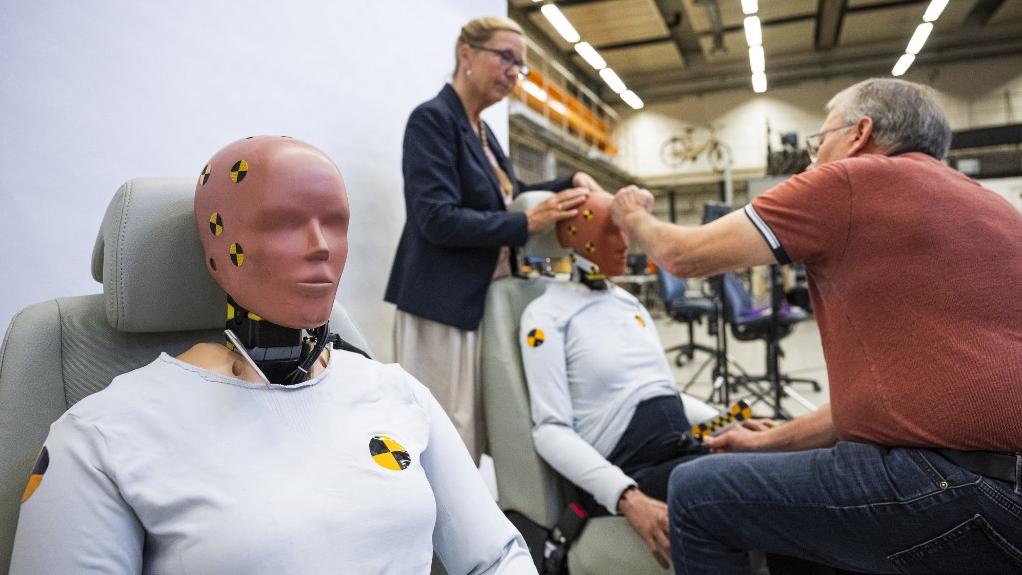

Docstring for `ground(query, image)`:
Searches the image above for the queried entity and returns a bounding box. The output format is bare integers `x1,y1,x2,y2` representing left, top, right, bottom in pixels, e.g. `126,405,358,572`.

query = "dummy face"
194,136,349,329
556,190,629,277
461,30,526,106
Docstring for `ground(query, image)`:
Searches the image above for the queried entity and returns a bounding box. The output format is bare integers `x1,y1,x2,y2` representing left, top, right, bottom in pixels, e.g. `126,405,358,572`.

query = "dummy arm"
419,391,536,574
405,107,528,248
9,414,143,574
520,310,635,514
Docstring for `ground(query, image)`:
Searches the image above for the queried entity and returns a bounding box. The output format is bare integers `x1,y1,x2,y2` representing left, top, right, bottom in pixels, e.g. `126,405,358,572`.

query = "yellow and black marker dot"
582,208,594,220
209,212,224,236
230,160,249,183
567,224,577,236
635,314,646,327
229,243,245,267
22,446,49,503
526,328,545,348
585,242,597,254
692,400,753,440
198,163,211,186
369,435,412,471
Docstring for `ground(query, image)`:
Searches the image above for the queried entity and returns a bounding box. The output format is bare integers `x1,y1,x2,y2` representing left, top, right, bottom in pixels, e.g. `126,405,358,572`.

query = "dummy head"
556,190,629,276
194,136,349,329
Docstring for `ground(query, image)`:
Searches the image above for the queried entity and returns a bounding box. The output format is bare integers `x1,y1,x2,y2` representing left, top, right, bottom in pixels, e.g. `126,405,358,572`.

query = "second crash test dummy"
10,136,537,575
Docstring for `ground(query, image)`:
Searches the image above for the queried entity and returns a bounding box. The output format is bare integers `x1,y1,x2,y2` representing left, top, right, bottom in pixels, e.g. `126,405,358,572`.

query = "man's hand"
702,419,779,453
618,487,671,569
610,185,655,232
572,171,607,193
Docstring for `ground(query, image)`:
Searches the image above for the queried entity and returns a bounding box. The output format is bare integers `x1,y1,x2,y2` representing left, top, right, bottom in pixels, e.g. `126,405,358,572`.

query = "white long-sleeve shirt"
11,351,535,575
520,282,681,514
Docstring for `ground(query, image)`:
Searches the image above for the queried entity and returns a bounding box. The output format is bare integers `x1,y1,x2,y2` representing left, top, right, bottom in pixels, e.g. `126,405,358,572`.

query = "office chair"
656,268,715,366
0,178,370,572
720,269,819,419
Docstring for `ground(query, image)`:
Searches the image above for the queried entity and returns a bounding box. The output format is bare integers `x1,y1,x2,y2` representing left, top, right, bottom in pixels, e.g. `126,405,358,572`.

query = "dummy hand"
572,171,607,193
610,185,655,232
526,187,589,232
618,488,671,569
702,419,780,453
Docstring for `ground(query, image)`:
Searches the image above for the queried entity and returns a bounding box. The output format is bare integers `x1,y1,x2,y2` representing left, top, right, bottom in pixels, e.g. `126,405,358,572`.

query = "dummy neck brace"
225,296,330,385
571,255,609,290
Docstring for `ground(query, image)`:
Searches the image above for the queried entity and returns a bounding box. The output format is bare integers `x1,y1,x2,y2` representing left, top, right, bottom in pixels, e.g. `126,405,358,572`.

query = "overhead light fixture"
752,72,767,93
741,0,759,15
599,68,627,94
549,100,568,115
744,16,762,47
621,90,644,110
923,0,949,22
541,4,581,44
748,45,765,73
906,22,933,55
892,53,915,76
574,42,607,70
522,80,548,102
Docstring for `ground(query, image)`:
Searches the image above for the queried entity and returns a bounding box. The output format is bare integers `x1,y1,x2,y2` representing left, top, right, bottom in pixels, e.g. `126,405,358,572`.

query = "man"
610,78,1022,575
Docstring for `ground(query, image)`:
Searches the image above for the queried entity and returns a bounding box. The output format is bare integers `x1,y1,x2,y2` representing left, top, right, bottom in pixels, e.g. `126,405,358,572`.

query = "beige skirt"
393,310,485,463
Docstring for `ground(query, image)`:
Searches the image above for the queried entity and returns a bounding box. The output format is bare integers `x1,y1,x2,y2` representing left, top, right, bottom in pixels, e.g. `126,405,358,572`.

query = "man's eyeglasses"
469,44,530,78
805,123,856,161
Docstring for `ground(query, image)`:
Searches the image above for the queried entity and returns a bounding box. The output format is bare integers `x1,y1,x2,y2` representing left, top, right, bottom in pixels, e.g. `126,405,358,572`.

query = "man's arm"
703,403,839,453
611,186,775,278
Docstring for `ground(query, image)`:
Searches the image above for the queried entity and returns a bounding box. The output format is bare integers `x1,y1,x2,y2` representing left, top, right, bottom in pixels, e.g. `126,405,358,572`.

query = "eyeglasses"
469,44,530,78
805,123,855,161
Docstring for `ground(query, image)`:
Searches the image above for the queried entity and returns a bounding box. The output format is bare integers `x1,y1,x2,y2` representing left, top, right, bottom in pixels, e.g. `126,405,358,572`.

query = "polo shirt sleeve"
746,161,853,266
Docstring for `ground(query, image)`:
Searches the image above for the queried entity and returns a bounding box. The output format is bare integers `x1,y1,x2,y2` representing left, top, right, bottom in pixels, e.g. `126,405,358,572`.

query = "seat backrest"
721,271,754,321
656,267,688,304
479,276,571,528
0,178,369,572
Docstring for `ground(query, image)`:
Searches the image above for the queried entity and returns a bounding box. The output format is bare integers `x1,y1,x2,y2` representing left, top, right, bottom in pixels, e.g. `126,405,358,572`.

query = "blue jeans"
668,442,1022,574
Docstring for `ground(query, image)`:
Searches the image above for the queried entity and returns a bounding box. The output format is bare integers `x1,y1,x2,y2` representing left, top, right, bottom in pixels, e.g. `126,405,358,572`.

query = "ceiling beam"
963,0,1008,28
625,28,1022,101
651,0,707,66
815,0,848,51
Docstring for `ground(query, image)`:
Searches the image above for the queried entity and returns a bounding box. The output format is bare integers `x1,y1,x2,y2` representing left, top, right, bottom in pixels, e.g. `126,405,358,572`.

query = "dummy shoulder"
522,282,589,324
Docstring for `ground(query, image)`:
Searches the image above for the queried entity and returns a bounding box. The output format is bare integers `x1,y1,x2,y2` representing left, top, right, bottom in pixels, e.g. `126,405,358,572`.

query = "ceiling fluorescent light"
574,42,607,70
892,53,915,77
522,80,548,102
621,90,644,110
906,23,933,55
752,72,767,93
923,0,949,22
599,68,627,94
749,45,765,73
741,0,758,15
541,4,581,43
744,16,762,47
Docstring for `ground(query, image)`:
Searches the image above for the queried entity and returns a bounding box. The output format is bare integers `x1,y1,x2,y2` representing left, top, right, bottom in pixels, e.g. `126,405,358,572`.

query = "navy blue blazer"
385,84,574,331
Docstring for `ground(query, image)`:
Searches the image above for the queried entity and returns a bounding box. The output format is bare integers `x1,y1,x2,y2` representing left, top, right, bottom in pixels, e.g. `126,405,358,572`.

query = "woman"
10,136,536,574
385,16,603,461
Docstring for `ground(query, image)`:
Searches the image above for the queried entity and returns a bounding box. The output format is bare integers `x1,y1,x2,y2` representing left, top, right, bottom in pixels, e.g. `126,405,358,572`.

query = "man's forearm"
755,403,838,451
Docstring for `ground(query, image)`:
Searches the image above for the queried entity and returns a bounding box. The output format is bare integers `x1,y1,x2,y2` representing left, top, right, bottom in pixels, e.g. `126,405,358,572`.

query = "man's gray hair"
826,78,952,160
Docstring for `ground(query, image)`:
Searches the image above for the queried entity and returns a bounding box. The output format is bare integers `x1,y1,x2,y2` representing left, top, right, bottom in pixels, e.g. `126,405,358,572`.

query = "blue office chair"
720,270,820,417
656,268,715,366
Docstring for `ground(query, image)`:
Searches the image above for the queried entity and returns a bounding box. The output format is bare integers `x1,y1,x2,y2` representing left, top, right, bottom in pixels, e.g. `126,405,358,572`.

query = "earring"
466,69,473,76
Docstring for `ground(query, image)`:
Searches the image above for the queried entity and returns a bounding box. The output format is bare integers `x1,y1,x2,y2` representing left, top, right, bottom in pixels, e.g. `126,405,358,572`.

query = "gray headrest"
510,191,572,261
92,178,226,333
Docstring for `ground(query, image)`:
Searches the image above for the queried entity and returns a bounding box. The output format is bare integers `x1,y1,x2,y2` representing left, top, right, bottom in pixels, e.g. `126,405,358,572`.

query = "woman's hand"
572,171,607,193
618,487,671,569
525,187,589,232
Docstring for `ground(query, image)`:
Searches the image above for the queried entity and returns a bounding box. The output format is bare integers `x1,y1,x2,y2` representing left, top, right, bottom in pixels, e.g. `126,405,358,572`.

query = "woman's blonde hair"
454,16,524,74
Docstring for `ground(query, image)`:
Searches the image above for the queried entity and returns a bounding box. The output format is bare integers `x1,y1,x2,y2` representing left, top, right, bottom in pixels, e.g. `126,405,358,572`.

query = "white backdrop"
0,1,507,361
